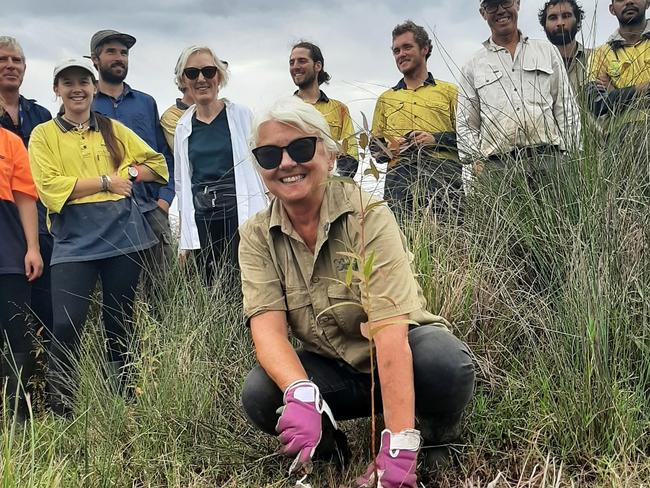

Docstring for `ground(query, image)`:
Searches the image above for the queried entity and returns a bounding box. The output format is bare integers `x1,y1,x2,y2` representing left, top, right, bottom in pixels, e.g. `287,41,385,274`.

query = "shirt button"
311,276,320,284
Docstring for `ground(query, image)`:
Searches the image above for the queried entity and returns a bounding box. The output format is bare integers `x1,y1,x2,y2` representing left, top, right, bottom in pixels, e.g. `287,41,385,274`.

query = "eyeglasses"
481,0,515,14
183,66,218,80
252,136,318,170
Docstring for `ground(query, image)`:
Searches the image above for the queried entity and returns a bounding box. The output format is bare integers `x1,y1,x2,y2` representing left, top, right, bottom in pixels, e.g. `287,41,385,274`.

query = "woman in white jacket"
174,46,267,286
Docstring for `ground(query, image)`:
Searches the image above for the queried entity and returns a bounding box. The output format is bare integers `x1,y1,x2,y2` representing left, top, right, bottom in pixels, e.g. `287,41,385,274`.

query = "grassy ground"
1,125,649,487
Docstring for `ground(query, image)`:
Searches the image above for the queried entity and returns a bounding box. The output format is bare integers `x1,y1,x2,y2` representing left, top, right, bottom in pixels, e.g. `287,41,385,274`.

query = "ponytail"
95,112,124,170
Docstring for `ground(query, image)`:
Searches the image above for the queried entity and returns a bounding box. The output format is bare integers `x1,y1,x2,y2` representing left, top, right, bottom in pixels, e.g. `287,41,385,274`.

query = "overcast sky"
2,0,617,127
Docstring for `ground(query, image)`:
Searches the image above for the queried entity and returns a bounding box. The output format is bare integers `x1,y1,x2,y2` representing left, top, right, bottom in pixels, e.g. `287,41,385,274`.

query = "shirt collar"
607,20,650,49
483,31,528,51
392,72,436,91
17,95,37,112
54,111,99,133
269,181,355,236
176,98,190,110
98,82,133,101
292,90,330,103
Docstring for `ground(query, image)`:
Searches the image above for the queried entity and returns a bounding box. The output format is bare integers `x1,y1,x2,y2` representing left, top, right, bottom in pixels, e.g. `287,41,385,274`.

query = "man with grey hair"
457,0,580,187
0,35,53,338
90,29,175,284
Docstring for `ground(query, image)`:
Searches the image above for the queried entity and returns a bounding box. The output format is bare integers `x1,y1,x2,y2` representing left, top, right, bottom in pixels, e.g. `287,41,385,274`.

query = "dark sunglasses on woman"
183,66,218,80
252,136,318,170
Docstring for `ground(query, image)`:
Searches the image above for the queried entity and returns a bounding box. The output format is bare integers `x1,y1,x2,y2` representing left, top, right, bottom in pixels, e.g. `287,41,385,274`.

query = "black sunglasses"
481,0,514,13
252,136,318,170
183,66,218,80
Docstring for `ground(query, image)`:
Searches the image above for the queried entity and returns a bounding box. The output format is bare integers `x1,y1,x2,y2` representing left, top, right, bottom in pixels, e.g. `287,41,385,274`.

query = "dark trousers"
48,253,142,405
384,151,464,220
0,274,33,354
483,146,562,192
30,233,53,336
140,207,173,292
241,326,475,443
195,210,240,287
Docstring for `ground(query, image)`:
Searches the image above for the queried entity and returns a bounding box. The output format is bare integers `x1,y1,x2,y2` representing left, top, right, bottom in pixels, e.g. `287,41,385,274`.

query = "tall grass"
1,121,649,486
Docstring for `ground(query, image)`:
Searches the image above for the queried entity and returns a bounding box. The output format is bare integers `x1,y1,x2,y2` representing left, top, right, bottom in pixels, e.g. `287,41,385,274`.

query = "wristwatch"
128,166,139,182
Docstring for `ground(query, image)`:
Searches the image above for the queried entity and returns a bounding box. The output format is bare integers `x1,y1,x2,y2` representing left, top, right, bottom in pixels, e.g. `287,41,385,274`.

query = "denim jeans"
241,326,475,442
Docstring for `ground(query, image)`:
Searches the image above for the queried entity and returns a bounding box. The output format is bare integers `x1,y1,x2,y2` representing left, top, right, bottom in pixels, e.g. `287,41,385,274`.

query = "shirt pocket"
326,283,367,336
474,68,506,115
285,287,314,343
327,120,343,140
521,59,554,107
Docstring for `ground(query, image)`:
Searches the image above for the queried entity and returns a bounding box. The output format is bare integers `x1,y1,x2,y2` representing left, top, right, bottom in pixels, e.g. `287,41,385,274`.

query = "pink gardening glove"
275,380,337,475
356,429,421,488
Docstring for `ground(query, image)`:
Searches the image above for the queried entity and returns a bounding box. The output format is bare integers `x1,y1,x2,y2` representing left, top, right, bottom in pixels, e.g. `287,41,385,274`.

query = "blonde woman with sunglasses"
173,46,267,286
239,97,475,488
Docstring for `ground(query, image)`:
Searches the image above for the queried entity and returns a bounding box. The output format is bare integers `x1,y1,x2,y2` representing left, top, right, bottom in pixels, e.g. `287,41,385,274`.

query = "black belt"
488,145,560,163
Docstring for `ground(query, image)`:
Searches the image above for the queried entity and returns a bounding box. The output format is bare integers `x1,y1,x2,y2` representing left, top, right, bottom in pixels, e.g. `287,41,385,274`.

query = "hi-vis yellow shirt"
372,73,457,158
588,20,650,123
29,114,168,214
300,91,358,161
589,21,650,89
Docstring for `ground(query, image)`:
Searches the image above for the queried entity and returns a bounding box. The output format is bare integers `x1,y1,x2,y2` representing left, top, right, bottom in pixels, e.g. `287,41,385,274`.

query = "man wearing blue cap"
90,30,175,289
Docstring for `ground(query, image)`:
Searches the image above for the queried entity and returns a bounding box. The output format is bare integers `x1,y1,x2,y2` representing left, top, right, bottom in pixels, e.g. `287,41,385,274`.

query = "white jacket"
174,100,268,250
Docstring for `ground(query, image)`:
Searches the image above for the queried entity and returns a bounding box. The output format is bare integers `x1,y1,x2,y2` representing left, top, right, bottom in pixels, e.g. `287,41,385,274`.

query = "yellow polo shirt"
588,21,650,122
372,73,458,159
239,181,449,373
298,91,358,161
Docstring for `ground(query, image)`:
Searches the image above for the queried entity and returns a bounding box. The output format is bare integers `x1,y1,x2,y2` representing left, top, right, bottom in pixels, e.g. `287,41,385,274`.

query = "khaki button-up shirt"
239,182,448,373
457,34,581,162
565,42,590,95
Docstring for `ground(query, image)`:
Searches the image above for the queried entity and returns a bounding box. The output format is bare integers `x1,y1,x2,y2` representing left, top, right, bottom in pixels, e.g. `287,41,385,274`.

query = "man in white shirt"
457,0,580,186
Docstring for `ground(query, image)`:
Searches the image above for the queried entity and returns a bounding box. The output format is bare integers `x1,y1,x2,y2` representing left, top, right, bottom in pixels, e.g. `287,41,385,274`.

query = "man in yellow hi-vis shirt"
371,20,462,218
290,42,359,179
587,0,650,122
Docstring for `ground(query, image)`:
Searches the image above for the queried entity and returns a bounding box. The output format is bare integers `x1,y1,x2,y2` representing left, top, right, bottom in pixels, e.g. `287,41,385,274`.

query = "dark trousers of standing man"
140,207,174,298
384,149,464,221
48,253,142,414
241,326,475,445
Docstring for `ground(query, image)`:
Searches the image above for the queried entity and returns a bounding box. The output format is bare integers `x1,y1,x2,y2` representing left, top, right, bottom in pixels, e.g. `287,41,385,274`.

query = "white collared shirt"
457,34,581,162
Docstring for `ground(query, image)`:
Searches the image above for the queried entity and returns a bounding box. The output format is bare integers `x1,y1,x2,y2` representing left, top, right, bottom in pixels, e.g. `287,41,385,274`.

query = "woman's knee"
409,326,475,413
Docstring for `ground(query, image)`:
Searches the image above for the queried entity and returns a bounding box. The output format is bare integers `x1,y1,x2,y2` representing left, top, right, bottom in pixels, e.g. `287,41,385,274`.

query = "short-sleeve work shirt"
239,181,448,372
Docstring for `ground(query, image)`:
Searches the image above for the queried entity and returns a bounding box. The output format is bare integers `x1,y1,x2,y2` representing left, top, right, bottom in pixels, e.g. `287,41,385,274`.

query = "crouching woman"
239,97,475,487
28,58,169,415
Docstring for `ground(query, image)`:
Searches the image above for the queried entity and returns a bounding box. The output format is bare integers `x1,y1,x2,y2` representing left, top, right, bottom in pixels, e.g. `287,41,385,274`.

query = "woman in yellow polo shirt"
28,58,168,416
239,97,474,487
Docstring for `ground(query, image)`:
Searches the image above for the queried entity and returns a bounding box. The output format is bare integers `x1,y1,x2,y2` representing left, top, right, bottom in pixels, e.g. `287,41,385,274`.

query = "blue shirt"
0,95,52,235
92,83,174,212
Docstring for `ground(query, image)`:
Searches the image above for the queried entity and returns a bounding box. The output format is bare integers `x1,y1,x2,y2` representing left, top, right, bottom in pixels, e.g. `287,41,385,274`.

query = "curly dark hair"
291,41,331,85
538,0,585,31
392,20,433,60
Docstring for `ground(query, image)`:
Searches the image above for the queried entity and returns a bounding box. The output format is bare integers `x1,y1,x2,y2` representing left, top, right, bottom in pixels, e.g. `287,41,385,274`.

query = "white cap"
53,57,97,79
